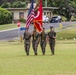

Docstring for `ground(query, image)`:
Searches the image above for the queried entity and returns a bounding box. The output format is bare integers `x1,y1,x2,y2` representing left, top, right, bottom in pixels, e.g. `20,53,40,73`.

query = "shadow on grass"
17,54,55,58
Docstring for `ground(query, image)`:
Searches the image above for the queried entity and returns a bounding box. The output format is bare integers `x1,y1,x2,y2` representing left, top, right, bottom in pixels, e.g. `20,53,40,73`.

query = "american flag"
26,0,34,28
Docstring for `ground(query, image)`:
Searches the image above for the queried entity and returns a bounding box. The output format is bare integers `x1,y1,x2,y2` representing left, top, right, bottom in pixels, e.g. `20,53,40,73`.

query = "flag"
34,0,43,32
26,0,34,28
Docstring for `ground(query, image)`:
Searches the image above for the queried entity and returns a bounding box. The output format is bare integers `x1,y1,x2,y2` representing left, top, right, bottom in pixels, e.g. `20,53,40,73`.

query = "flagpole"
18,27,20,38
45,0,47,7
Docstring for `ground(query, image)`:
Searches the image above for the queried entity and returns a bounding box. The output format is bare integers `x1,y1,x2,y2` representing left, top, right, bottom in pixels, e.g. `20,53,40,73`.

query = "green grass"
0,23,25,31
57,28,76,40
0,40,76,75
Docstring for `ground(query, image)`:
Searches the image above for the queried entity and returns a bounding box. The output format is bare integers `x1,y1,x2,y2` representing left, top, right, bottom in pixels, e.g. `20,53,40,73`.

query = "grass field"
57,28,76,40
0,40,76,75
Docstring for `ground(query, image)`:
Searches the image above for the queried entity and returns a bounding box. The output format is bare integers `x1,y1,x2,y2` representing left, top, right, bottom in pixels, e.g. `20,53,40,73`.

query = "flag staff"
45,0,47,7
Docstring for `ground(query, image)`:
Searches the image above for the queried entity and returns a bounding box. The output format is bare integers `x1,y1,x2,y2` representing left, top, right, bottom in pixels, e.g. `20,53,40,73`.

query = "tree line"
43,0,76,20
0,0,27,5
0,0,76,20
0,0,76,25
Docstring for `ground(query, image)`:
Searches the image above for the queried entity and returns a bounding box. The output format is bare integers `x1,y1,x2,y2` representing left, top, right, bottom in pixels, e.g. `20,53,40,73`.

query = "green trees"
1,3,11,8
11,1,26,8
0,8,12,25
0,0,27,5
0,1,26,8
0,0,76,21
43,0,76,20
64,0,76,18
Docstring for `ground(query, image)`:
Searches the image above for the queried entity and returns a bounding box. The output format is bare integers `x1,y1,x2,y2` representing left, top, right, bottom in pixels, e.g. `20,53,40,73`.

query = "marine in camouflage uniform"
32,28,39,55
40,28,46,55
23,28,31,55
48,26,56,55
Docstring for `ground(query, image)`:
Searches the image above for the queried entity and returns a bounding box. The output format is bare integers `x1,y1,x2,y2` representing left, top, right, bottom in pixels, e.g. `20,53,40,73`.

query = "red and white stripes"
26,9,34,28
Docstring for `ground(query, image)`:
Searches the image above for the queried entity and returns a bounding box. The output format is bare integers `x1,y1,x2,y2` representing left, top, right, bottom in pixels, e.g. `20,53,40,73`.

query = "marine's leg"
43,41,46,55
51,41,55,55
32,41,36,55
27,43,30,55
32,41,34,50
34,42,38,55
24,42,27,52
49,41,53,55
24,41,27,55
26,44,28,55
40,41,43,54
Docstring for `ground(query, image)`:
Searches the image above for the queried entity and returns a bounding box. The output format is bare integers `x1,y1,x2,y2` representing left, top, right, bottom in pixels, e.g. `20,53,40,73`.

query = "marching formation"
23,26,56,56
23,0,57,56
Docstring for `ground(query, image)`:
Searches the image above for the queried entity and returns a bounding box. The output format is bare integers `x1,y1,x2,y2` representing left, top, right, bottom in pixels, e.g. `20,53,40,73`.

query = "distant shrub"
0,1,26,8
71,16,76,21
0,8,12,25
61,16,67,21
19,18,26,23
1,2,11,8
11,1,26,8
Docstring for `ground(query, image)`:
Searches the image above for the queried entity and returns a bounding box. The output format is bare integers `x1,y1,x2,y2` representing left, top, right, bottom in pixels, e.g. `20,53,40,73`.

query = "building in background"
6,0,58,23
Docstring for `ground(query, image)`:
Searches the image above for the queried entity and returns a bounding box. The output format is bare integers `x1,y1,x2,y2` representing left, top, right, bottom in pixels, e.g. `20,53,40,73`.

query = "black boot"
35,53,37,55
43,52,45,55
27,53,29,56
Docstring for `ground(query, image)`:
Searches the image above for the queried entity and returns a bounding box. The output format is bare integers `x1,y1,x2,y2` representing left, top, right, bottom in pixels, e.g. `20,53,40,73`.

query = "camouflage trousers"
40,41,46,55
32,41,38,55
24,41,30,55
49,40,55,55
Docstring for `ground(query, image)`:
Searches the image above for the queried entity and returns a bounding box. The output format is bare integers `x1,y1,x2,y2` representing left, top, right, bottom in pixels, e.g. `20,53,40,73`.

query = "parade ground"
0,23,76,75
0,40,76,75
0,0,76,74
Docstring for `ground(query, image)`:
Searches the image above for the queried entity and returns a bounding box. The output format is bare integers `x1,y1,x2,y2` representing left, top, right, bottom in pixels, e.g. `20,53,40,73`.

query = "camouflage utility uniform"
23,31,31,55
32,31,39,55
48,27,56,55
40,31,47,55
